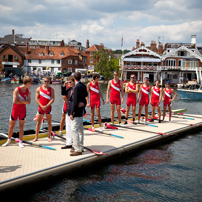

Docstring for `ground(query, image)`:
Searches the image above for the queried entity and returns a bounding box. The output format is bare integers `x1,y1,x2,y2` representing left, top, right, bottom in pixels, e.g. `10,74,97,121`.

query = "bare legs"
33,113,52,142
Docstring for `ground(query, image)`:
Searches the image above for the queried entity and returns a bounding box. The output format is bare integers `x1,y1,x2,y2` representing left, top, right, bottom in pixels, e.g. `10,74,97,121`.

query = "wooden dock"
0,114,202,192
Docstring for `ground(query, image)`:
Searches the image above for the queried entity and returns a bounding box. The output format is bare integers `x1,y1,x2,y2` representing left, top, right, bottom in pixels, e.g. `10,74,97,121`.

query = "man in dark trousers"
70,72,88,156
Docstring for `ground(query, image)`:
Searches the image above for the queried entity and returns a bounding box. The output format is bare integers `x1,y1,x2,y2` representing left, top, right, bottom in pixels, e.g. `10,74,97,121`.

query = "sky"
0,0,202,50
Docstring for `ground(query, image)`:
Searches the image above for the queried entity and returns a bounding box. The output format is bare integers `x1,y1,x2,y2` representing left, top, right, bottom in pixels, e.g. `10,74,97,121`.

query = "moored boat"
177,81,202,100
1,77,13,83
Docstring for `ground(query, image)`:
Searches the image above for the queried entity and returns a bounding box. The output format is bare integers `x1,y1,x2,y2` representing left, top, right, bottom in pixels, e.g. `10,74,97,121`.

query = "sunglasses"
44,80,49,83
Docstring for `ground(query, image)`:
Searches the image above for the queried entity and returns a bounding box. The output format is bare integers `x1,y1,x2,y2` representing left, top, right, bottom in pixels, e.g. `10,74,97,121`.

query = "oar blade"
41,145,57,150
91,149,109,155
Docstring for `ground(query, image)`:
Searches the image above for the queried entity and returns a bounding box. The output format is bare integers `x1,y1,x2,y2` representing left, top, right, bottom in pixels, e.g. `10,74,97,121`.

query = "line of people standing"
2,71,177,155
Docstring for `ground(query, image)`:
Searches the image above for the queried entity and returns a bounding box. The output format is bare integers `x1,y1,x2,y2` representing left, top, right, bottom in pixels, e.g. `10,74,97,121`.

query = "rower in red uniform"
149,79,163,123
124,75,138,124
2,76,33,148
106,71,124,125
162,81,177,121
33,76,55,142
137,77,151,124
86,74,105,131
58,79,69,136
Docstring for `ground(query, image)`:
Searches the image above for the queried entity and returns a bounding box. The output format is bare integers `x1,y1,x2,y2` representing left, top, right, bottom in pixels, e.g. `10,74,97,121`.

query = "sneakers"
133,121,137,125
58,131,63,136
2,139,11,147
145,121,148,125
19,142,24,148
159,119,162,123
149,119,154,122
124,121,128,124
99,127,103,132
119,123,124,127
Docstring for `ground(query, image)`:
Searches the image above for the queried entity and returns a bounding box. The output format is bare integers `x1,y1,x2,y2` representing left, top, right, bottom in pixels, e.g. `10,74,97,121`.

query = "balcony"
121,65,159,71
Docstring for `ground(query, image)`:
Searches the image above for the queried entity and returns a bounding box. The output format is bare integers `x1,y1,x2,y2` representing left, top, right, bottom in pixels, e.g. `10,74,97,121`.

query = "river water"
0,82,202,201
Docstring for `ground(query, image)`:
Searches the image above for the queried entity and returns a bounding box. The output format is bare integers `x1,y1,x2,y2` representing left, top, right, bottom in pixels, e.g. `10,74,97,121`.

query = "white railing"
120,65,201,71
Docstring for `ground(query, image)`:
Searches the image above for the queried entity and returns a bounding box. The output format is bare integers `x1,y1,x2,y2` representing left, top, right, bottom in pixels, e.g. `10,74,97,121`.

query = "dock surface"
0,114,202,192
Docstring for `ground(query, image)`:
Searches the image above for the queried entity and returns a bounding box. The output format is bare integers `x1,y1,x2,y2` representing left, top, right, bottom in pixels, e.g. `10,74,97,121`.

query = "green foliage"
92,49,120,80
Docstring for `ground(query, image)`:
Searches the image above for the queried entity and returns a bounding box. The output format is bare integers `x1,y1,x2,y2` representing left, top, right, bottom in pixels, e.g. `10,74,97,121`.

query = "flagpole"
121,35,124,81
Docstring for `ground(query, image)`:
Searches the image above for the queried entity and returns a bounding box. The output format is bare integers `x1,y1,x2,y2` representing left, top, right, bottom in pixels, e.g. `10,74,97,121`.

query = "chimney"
150,41,157,52
61,40,64,47
46,46,49,54
191,35,196,47
141,42,145,46
100,43,104,49
12,29,15,44
26,43,29,54
136,39,140,48
86,39,89,49
158,43,163,55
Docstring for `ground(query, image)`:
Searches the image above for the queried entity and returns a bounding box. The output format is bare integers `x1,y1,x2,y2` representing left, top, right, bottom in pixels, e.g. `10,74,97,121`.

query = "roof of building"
0,34,30,46
85,44,104,52
17,46,81,60
0,45,25,58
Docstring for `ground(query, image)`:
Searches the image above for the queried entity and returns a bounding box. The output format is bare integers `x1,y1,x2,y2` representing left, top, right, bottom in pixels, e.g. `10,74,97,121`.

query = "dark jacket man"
71,81,87,117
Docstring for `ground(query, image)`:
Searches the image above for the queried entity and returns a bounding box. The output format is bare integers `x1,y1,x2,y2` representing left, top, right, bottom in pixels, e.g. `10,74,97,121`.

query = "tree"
92,49,120,80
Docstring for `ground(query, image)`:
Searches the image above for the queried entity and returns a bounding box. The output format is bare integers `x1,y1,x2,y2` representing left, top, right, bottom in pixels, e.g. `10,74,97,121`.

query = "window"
33,67,36,70
68,60,72,64
173,74,178,79
75,60,78,65
90,58,93,63
178,60,181,66
60,53,64,56
14,55,18,61
39,60,41,64
3,55,7,60
39,53,43,56
28,59,31,63
90,52,93,56
68,68,72,72
58,67,61,70
57,60,60,64
42,67,46,70
178,51,187,56
166,59,176,66
51,60,54,64
49,52,54,56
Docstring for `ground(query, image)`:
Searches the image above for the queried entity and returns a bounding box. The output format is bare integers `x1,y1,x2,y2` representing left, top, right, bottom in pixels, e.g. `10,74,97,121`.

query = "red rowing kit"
110,79,121,105
90,81,100,109
164,88,172,106
127,82,136,106
140,85,149,106
38,86,52,114
152,86,161,106
11,86,29,121
62,85,69,113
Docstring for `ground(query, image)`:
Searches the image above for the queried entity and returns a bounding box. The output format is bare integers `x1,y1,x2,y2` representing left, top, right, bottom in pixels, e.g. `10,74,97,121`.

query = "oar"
105,123,170,136
0,133,56,150
175,114,202,119
166,115,194,120
50,131,108,155
84,127,124,139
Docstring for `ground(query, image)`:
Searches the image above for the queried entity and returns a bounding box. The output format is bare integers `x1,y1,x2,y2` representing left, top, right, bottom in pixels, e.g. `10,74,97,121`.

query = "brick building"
0,45,25,76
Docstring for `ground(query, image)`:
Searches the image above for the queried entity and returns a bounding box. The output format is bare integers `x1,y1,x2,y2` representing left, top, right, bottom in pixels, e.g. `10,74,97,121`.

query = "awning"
124,58,161,62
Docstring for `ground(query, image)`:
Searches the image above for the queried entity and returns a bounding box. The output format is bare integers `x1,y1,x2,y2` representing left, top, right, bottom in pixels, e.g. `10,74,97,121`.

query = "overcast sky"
0,0,202,49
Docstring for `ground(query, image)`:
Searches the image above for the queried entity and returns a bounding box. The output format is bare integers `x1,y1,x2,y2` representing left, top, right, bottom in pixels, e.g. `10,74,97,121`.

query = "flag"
121,36,123,47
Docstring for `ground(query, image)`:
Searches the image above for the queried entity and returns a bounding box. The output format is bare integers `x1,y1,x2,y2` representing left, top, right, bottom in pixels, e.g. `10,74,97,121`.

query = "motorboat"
177,81,202,100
